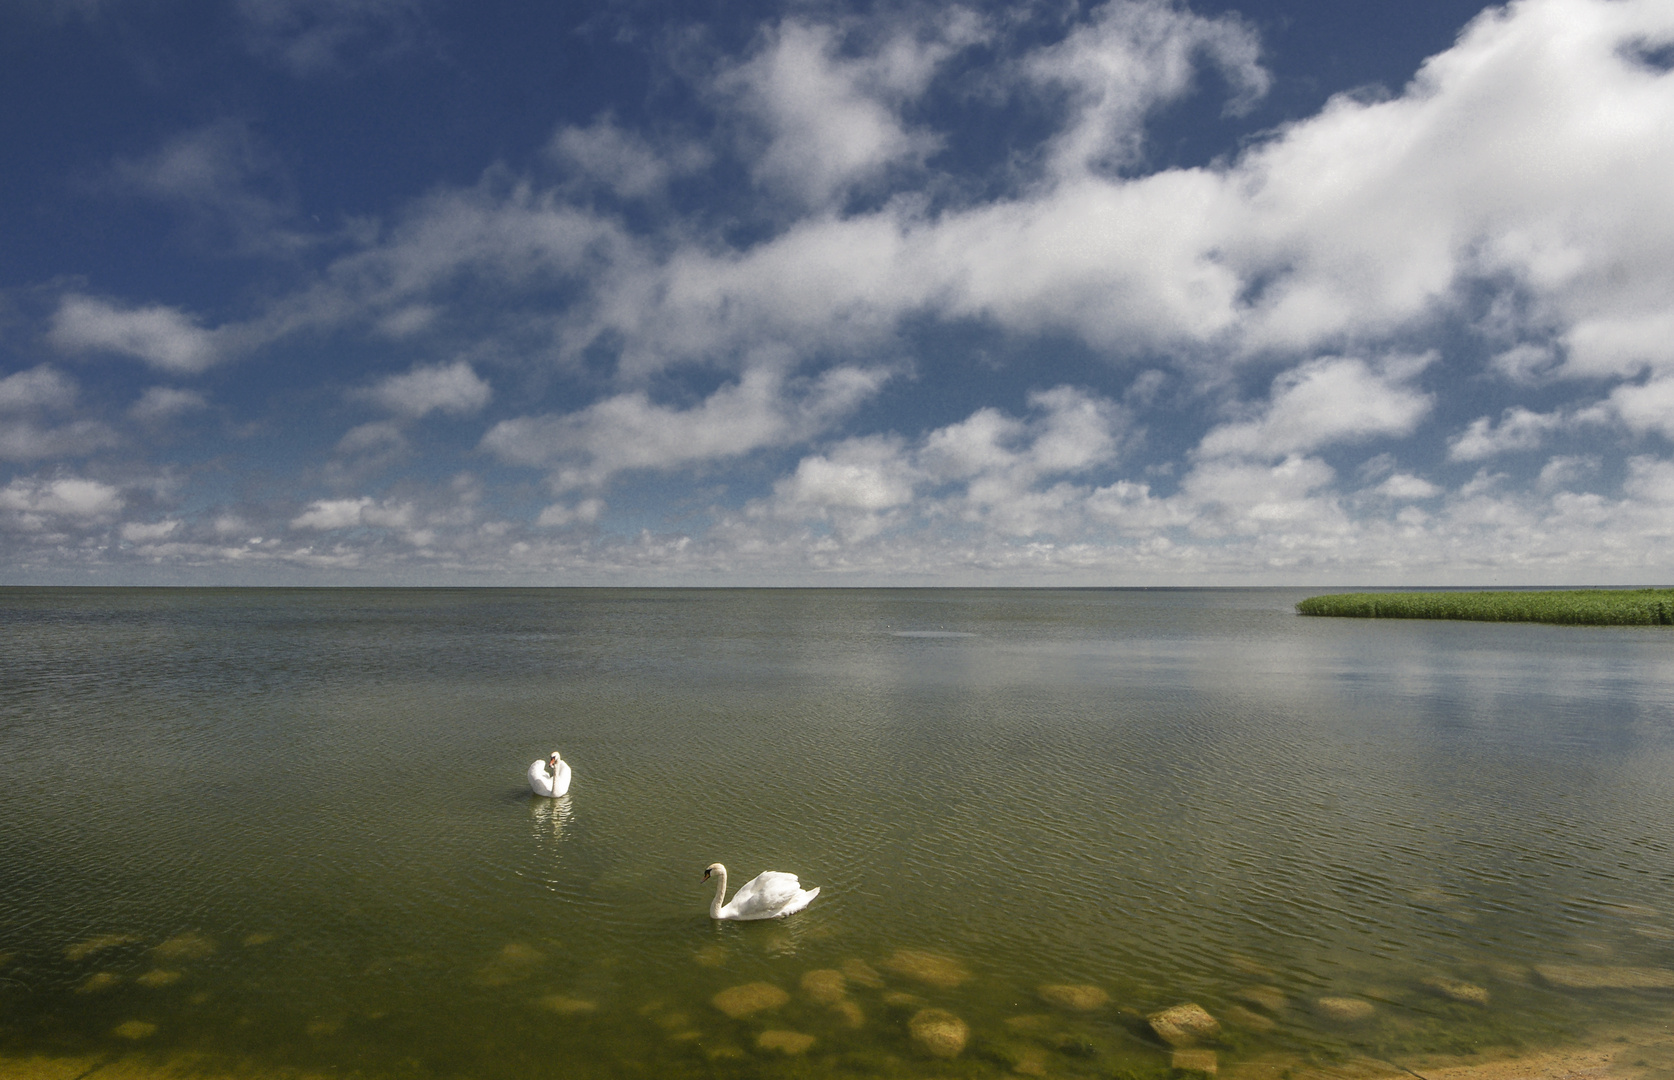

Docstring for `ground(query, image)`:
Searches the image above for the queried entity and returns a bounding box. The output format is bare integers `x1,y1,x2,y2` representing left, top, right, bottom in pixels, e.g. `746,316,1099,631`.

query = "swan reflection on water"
529,793,574,843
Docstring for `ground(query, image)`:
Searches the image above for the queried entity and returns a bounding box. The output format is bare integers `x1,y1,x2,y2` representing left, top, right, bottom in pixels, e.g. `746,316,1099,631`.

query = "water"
3,587,1674,1080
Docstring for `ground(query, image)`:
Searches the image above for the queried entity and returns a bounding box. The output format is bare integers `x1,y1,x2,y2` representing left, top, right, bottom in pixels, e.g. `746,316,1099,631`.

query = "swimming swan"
702,863,820,920
528,752,572,797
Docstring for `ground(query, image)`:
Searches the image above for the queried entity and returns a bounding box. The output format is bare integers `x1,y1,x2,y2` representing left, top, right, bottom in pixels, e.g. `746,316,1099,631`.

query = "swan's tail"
779,886,820,917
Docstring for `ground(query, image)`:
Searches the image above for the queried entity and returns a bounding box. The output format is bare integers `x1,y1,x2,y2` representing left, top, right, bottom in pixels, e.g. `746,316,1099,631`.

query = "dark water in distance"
3,587,1674,1080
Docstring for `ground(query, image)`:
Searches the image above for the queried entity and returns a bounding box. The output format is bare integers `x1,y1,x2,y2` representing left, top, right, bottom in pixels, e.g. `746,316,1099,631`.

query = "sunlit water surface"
3,588,1674,1080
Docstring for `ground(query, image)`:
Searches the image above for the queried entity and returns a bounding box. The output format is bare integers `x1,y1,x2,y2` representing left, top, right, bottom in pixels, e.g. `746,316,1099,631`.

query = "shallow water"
2,587,1674,1080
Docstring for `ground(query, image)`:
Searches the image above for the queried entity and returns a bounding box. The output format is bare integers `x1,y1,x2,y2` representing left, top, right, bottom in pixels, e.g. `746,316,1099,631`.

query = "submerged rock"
801,968,847,1004
1172,1048,1219,1076
841,958,884,988
1314,997,1376,1022
65,935,137,962
883,991,927,1009
1534,965,1674,990
241,933,275,947
1148,1003,1220,1046
883,949,971,988
712,982,790,1019
1224,1005,1276,1032
476,942,544,985
1233,985,1287,1013
693,945,729,968
756,1029,816,1055
539,995,598,1015
77,973,122,994
136,969,181,988
1012,1046,1050,1076
909,1008,969,1057
1226,954,1276,978
1004,1014,1056,1033
830,999,865,1027
1420,975,1489,1004
1038,983,1109,1010
111,1021,156,1040
153,933,215,961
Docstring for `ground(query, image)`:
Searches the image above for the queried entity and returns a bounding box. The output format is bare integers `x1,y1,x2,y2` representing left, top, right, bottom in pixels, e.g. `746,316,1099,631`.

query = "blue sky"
2,0,1672,585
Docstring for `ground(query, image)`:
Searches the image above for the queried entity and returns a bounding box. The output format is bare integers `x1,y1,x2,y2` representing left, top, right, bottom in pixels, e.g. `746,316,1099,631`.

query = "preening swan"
528,752,572,797
702,863,820,920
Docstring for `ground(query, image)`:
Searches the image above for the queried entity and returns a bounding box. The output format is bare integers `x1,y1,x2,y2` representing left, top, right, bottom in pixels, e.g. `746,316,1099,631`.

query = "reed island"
1297,588,1674,625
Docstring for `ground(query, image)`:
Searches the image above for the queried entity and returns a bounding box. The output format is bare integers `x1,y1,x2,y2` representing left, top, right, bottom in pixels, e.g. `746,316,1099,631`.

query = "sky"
2,0,1672,586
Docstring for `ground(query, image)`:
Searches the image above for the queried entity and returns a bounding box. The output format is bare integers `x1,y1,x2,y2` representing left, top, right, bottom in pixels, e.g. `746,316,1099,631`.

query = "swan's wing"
528,760,552,795
552,761,572,796
727,871,801,917
776,886,820,917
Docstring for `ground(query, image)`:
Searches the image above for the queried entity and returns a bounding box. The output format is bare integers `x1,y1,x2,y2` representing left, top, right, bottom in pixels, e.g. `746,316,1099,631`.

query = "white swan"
702,863,820,920
528,752,572,797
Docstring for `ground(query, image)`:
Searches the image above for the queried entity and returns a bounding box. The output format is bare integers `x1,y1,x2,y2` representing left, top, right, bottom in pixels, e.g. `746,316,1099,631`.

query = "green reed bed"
1297,588,1674,625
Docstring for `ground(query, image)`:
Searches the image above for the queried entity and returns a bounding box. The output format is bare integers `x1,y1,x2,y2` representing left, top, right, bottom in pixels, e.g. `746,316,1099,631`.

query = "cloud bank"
4,0,1674,584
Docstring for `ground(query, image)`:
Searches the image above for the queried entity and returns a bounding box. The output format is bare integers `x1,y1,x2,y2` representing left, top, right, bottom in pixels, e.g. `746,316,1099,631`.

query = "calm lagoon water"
3,587,1674,1079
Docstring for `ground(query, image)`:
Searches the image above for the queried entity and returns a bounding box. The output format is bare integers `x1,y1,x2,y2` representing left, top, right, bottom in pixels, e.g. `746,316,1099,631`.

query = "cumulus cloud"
290,496,414,530
131,387,209,423
717,14,981,207
766,387,1127,540
1198,355,1434,459
0,366,78,412
483,361,893,490
49,295,224,372
1448,405,1569,460
0,476,124,531
360,360,492,418
536,499,604,527
549,118,710,200
0,365,119,460
1374,473,1442,499
1024,0,1267,178
121,520,180,543
1601,377,1674,439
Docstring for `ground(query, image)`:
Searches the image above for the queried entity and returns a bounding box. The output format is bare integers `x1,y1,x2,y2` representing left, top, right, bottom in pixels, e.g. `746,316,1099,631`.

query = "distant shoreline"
1297,588,1674,626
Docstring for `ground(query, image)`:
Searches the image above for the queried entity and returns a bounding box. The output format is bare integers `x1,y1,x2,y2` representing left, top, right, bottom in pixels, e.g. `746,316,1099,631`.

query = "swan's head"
702,862,724,882
549,752,562,764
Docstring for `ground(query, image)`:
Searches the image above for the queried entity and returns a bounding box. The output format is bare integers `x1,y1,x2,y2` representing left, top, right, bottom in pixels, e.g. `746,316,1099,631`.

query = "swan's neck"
709,867,728,918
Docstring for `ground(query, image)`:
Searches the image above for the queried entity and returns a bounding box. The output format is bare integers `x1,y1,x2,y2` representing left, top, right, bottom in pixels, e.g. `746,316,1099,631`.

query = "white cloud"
49,295,223,373
0,368,120,459
535,499,604,528
549,118,710,199
1179,454,1341,536
361,360,492,418
1448,405,1569,461
1023,0,1267,179
0,476,124,530
1374,473,1441,499
337,421,407,453
1602,377,1674,439
483,361,892,490
1489,343,1559,383
717,15,979,207
121,520,180,543
131,387,209,423
1198,356,1434,459
0,366,77,412
0,420,121,461
290,496,415,531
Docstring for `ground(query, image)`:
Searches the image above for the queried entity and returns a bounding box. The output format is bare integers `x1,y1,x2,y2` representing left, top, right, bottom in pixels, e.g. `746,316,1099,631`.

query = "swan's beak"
701,869,712,882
